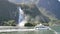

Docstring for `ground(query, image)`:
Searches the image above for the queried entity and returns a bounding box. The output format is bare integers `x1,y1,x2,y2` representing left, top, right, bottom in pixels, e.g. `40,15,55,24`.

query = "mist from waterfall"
17,7,27,27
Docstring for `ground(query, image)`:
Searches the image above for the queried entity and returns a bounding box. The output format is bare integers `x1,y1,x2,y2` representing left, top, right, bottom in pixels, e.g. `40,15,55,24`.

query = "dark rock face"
38,0,60,19
0,0,18,25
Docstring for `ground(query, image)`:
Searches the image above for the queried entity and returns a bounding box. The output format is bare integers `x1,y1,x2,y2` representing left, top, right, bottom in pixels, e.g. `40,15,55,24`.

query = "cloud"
8,0,39,4
58,0,60,2
8,0,15,3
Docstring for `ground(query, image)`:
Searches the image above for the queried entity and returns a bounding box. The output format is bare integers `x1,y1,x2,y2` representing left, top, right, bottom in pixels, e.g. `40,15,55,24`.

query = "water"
50,26,60,34
0,26,60,34
0,30,55,34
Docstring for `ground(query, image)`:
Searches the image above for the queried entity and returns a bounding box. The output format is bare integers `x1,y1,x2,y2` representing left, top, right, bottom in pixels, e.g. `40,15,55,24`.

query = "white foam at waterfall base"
18,15,28,27
18,19,27,27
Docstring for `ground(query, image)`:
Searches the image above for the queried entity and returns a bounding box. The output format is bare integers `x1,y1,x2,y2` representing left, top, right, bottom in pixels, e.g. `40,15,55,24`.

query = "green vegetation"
25,23,35,27
3,20,16,26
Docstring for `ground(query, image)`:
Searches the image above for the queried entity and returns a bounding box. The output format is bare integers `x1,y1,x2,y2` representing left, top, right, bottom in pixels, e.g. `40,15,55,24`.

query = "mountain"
38,0,60,19
8,0,60,19
18,4,50,26
8,0,60,20
0,0,58,26
0,0,18,25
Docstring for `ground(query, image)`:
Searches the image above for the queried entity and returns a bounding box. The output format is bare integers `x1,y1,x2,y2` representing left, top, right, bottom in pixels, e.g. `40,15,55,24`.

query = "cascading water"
17,7,27,27
18,7,24,22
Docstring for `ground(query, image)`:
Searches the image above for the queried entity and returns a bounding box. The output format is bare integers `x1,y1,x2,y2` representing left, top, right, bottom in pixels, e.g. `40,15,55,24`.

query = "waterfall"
18,7,24,23
17,7,27,27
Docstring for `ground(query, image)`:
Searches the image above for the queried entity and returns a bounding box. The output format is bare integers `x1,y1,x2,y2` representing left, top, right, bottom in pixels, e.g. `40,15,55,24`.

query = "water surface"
0,26,60,34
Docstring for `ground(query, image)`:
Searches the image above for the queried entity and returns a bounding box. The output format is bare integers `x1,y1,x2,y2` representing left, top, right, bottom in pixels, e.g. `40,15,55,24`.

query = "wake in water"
49,28,58,34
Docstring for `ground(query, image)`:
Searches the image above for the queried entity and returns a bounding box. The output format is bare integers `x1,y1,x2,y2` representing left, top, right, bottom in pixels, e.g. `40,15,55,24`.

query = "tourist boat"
34,24,51,30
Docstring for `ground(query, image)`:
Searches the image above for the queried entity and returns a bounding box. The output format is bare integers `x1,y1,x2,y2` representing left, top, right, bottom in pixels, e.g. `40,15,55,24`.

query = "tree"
3,20,16,26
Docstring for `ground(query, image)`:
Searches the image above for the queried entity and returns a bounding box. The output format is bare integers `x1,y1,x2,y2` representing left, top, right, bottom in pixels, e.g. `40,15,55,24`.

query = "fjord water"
0,30,54,34
0,26,60,34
